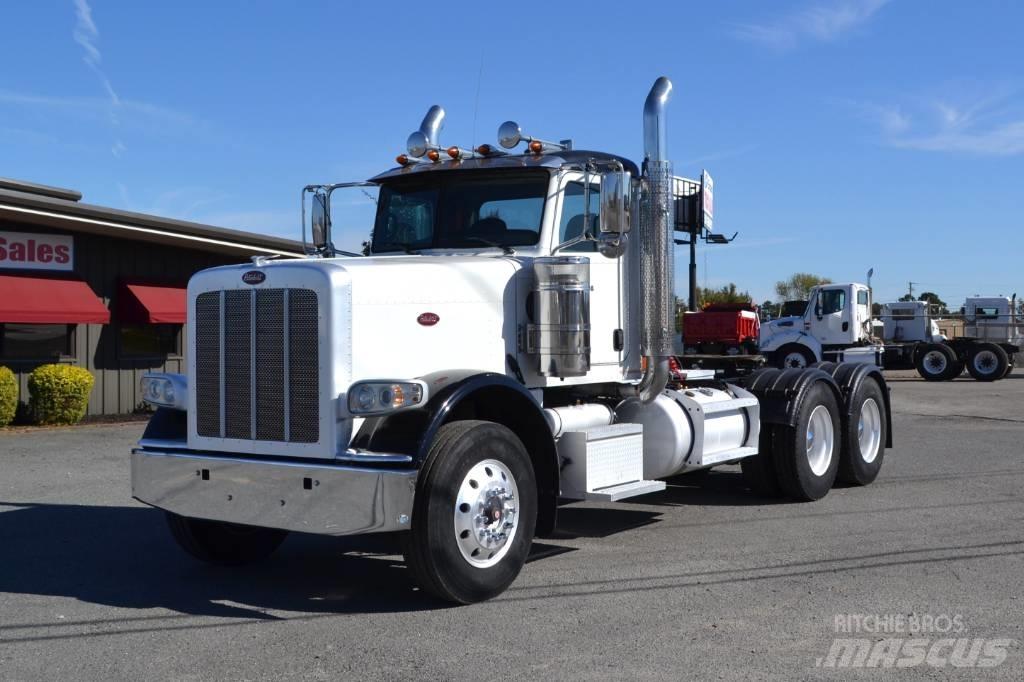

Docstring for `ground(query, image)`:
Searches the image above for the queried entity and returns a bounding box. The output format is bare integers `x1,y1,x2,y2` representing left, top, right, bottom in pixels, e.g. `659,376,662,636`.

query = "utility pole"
907,281,919,299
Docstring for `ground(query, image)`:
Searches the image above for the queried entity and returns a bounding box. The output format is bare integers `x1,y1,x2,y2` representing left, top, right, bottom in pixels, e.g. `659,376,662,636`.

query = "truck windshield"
371,171,549,253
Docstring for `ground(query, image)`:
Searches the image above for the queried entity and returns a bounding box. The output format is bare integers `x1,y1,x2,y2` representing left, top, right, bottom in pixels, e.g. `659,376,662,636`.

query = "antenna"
471,49,484,150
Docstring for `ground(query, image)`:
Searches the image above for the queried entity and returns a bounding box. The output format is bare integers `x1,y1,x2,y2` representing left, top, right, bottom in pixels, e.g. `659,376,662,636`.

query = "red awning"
0,274,110,324
118,282,187,324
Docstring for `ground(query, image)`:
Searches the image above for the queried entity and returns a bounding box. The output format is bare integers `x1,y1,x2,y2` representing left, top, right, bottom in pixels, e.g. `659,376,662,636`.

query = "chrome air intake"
637,76,675,402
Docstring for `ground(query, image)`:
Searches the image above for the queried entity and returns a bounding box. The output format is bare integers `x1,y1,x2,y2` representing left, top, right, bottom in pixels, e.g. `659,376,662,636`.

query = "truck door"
807,286,851,345
554,177,621,367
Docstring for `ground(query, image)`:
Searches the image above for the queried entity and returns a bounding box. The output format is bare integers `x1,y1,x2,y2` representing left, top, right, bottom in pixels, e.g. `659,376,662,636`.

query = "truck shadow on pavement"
0,501,460,618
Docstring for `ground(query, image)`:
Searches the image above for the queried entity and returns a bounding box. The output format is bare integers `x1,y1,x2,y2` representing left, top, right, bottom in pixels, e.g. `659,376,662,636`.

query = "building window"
119,324,181,357
0,323,73,360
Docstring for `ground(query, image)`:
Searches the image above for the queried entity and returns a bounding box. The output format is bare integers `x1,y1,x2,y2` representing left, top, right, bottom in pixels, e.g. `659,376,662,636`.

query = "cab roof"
369,150,640,182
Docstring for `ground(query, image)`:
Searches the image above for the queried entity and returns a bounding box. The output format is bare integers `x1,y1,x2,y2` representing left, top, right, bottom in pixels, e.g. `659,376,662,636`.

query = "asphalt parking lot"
1,370,1022,680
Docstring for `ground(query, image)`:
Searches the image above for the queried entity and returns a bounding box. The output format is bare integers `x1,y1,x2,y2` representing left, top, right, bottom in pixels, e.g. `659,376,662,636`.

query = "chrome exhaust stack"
637,77,675,403
406,105,446,158
419,105,445,148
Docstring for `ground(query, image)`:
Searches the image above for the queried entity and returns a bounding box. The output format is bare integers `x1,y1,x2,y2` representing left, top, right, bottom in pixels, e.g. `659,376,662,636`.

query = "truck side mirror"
599,170,630,235
310,192,331,254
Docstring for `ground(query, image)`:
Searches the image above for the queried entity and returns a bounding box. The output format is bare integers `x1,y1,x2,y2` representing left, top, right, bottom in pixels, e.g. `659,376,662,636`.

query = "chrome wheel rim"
858,398,882,464
805,405,835,477
454,459,519,568
784,351,808,368
923,350,947,375
973,350,998,375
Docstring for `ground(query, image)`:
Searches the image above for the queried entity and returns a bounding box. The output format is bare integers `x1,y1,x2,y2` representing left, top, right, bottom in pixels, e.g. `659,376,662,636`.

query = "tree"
898,294,915,302
918,291,948,314
697,283,752,307
775,273,832,301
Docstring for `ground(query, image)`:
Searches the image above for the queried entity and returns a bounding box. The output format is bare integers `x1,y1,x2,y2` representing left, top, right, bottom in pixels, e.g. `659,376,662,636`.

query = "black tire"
966,343,1009,382
836,377,886,486
774,344,815,370
741,424,781,497
772,382,841,501
166,513,288,566
915,343,957,381
811,361,838,374
401,420,537,604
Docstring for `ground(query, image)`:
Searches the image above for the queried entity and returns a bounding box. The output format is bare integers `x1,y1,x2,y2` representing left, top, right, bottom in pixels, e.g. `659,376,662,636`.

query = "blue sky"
1,0,1021,305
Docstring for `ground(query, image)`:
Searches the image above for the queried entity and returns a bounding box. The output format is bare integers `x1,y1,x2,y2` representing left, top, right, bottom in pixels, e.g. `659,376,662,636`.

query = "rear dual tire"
916,343,959,381
836,377,886,486
742,381,841,501
966,343,1009,382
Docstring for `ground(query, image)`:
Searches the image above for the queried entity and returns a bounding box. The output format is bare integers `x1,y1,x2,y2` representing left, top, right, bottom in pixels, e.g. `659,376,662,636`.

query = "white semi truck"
132,78,893,604
759,283,1019,381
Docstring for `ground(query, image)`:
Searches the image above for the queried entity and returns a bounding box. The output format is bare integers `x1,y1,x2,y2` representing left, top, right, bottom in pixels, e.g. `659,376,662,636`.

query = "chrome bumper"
131,447,417,536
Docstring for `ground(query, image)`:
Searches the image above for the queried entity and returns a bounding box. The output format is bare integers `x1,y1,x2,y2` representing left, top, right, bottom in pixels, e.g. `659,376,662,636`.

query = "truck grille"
194,288,319,443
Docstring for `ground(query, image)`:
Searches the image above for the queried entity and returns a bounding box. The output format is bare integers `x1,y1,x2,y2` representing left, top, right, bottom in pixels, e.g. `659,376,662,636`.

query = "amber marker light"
528,140,543,154
427,149,441,162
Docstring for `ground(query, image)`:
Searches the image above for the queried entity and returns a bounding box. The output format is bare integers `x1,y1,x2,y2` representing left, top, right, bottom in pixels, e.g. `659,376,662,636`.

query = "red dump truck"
682,303,760,355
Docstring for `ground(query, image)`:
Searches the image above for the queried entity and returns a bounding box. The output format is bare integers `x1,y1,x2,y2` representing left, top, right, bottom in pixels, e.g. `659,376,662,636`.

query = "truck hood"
333,254,521,306
332,255,522,380
760,315,802,339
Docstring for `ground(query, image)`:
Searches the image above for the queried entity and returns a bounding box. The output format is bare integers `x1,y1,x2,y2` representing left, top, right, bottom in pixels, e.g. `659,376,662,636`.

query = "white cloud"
0,89,201,135
855,88,1024,156
892,121,1024,156
732,0,891,50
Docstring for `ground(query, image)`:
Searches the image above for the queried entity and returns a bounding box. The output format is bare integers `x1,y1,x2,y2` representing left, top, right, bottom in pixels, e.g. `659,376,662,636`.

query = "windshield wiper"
378,242,420,255
464,237,515,255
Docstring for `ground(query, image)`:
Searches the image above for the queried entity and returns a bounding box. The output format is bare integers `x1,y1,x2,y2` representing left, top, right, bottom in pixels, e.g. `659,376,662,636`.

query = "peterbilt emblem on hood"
242,270,266,285
417,312,440,326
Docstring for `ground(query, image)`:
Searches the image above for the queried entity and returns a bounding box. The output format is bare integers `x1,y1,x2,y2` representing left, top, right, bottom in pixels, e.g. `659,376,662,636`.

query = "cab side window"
557,182,599,252
820,290,846,315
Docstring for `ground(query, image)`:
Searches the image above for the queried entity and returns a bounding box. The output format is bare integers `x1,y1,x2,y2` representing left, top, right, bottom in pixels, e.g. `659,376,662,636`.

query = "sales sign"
701,170,714,232
0,231,74,271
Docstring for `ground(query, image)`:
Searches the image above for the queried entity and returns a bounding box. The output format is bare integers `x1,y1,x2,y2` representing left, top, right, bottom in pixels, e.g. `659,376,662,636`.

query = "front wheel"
774,345,815,369
401,420,537,604
166,513,288,566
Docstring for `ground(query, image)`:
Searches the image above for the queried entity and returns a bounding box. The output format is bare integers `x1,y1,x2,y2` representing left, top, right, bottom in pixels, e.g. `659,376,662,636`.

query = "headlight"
141,373,188,410
347,380,427,416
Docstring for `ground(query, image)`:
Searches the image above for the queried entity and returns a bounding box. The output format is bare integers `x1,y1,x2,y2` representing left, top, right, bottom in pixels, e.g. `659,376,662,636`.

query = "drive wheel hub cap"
924,351,947,374
858,398,882,464
974,350,997,374
805,405,835,477
454,459,519,568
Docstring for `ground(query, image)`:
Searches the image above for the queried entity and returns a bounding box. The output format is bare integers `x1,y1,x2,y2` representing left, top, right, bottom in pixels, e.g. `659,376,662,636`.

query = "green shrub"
27,364,95,426
0,366,17,427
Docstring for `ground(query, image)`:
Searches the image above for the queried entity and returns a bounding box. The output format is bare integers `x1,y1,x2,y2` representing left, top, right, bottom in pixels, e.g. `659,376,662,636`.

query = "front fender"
350,371,560,537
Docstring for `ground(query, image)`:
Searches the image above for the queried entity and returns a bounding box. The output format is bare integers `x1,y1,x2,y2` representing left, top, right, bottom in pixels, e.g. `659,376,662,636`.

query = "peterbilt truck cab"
132,78,893,604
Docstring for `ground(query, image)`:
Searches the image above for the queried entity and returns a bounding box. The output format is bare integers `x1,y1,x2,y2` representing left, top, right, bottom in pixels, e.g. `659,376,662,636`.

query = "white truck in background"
131,78,893,604
759,283,1019,381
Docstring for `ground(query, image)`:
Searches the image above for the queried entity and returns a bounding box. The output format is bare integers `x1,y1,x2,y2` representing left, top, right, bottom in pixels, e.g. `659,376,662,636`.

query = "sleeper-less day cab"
132,78,893,603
